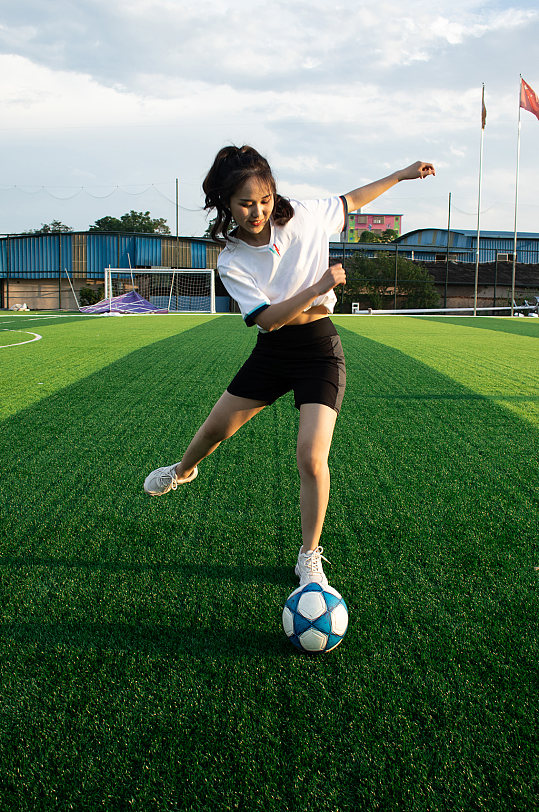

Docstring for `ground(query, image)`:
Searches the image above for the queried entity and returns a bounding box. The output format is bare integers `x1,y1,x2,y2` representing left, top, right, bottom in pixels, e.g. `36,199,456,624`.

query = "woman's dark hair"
203,145,294,245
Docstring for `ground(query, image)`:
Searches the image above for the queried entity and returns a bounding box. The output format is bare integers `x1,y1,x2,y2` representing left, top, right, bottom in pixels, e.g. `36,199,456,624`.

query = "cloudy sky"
1,0,538,238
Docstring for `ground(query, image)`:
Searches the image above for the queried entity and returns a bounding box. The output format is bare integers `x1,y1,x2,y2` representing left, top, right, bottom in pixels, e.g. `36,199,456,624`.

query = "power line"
0,182,202,211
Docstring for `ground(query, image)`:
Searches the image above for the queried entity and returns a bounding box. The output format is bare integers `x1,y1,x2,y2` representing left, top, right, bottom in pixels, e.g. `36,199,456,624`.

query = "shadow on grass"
0,556,291,585
0,620,290,657
415,315,539,337
0,316,297,572
0,314,98,329
349,393,539,401
0,319,537,811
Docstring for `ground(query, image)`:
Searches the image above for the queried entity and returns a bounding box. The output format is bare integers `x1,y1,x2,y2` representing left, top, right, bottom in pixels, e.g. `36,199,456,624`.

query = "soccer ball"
282,583,348,653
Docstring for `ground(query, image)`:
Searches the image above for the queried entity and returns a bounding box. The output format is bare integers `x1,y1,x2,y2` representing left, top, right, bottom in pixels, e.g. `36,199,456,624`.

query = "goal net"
104,267,216,313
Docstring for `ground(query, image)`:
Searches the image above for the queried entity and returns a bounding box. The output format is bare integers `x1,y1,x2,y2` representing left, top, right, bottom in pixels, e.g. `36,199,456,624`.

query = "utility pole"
175,178,180,269
444,192,451,308
175,178,179,238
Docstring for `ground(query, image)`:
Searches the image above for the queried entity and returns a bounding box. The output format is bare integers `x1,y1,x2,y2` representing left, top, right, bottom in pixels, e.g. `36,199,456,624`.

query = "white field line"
0,330,42,348
0,313,93,322
0,312,221,322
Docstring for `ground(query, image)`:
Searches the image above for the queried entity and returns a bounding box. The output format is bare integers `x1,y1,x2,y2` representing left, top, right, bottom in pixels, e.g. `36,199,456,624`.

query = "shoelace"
303,546,331,573
157,469,178,490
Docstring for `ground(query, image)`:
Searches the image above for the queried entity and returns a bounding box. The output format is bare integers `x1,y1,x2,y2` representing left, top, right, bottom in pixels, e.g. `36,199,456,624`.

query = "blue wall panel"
0,240,7,278
120,236,136,269
191,241,206,268
87,235,119,278
135,237,161,267
0,234,74,279
215,296,230,313
61,234,72,275
10,236,59,275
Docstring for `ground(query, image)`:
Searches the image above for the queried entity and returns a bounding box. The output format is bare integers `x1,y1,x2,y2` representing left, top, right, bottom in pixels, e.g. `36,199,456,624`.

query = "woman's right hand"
316,263,346,295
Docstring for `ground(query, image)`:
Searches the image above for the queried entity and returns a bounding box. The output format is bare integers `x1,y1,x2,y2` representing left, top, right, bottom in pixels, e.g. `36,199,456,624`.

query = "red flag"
520,78,539,121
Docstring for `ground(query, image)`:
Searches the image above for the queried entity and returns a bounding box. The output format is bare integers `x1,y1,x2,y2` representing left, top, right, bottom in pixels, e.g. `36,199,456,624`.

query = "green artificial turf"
0,313,537,811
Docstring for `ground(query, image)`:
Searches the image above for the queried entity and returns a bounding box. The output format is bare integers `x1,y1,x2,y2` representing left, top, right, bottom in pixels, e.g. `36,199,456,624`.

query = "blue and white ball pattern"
282,583,348,653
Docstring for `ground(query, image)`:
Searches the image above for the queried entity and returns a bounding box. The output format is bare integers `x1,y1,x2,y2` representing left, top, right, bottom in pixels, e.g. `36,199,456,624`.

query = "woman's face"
229,176,274,245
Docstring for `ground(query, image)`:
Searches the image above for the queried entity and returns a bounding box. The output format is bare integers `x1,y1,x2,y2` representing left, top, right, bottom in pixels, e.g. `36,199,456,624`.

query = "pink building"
344,211,402,242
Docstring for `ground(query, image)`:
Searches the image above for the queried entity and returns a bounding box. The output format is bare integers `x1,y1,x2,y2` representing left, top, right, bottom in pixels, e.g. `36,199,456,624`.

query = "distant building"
395,228,539,264
343,211,402,242
0,231,221,311
2,225,538,312
329,227,539,311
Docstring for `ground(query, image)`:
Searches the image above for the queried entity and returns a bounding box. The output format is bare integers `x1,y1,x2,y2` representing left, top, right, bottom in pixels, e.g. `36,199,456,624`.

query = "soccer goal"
104,267,216,313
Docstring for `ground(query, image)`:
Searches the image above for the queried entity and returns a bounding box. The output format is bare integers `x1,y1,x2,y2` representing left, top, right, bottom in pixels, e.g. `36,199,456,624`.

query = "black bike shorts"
227,317,346,414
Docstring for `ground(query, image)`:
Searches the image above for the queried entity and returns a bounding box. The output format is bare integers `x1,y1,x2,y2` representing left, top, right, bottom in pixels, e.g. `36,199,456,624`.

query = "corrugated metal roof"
453,230,539,239
397,228,539,244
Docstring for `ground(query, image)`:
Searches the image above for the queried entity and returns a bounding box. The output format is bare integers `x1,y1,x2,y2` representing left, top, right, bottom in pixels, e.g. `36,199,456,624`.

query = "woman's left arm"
343,161,435,212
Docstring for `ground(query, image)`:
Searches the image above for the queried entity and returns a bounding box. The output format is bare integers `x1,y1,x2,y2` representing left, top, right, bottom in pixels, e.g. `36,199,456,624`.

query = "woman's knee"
296,442,329,479
201,400,251,444
201,392,265,446
200,412,232,444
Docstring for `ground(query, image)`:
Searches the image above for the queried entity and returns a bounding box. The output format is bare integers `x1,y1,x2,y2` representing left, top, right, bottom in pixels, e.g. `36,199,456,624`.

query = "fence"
2,233,539,313
328,242,539,313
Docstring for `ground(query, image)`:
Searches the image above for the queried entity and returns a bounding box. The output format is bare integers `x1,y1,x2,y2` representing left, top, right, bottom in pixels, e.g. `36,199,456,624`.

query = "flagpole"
474,84,485,316
511,76,522,317
444,191,451,308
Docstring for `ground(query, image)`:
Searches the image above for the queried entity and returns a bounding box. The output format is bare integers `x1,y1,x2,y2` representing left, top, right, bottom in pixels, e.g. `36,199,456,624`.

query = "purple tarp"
79,290,168,314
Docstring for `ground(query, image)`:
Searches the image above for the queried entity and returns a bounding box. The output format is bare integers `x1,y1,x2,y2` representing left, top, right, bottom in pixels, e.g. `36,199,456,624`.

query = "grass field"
0,312,538,811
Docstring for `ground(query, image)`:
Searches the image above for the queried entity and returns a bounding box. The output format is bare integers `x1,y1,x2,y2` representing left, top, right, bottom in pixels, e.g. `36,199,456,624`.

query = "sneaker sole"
294,564,328,587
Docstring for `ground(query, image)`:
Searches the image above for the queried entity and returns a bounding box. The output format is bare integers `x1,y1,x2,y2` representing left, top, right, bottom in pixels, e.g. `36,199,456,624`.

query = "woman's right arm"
254,264,346,332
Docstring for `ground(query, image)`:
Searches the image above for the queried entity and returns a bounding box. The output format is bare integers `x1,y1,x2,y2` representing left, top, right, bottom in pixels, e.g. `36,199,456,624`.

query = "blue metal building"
330,228,539,264
0,232,219,278
0,231,222,310
2,226,538,311
394,228,539,264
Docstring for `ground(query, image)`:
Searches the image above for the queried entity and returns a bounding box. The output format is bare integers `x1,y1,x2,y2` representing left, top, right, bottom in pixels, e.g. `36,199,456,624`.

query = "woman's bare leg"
175,391,266,479
296,403,338,553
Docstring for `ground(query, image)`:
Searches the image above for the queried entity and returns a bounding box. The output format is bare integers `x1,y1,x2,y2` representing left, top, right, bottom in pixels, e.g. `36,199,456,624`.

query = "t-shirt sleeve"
217,264,270,327
298,196,348,236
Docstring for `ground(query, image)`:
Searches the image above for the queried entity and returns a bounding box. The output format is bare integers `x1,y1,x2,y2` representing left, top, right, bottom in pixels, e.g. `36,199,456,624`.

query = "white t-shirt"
217,196,347,327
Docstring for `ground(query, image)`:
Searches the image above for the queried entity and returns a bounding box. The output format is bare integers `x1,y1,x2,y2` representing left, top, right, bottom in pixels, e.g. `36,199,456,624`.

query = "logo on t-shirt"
268,243,281,258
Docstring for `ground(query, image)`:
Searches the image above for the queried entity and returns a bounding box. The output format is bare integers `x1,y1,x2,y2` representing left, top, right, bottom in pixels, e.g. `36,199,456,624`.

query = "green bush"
79,286,104,307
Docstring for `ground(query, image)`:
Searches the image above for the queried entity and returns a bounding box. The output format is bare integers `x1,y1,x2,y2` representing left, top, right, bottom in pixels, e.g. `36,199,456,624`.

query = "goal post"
105,267,216,313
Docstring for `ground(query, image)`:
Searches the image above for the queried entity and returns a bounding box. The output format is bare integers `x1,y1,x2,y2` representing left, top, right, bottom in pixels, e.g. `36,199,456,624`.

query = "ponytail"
203,145,294,245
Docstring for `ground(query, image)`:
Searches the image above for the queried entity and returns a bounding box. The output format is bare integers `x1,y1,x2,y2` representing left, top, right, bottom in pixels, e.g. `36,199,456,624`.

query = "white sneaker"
295,546,330,587
144,463,198,496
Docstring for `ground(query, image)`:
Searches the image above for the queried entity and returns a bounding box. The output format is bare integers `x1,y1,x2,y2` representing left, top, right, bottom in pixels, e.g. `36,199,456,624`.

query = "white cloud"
1,1,537,95
0,55,148,129
430,7,537,45
0,2,538,236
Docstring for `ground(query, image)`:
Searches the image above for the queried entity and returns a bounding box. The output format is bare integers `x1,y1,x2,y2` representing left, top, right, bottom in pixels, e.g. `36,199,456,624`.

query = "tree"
203,216,218,239
359,230,380,243
337,253,440,312
89,210,170,234
358,228,399,243
23,220,73,235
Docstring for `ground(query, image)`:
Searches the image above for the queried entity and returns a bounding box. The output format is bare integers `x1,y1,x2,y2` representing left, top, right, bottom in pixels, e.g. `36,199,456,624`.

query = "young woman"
144,146,435,587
